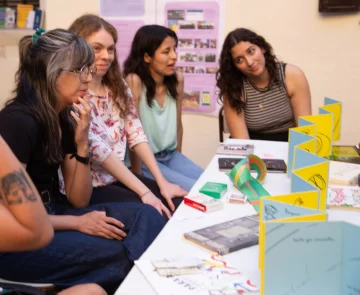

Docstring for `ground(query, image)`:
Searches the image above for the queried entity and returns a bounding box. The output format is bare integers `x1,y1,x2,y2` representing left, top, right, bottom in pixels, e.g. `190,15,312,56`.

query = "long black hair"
216,28,279,114
123,25,178,106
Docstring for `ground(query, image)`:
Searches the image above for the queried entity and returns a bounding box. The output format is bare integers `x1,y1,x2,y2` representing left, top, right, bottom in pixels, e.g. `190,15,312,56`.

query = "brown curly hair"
216,28,279,114
69,14,130,117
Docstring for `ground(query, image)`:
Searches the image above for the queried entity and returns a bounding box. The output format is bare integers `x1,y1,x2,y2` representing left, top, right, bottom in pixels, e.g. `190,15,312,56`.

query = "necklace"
246,79,273,110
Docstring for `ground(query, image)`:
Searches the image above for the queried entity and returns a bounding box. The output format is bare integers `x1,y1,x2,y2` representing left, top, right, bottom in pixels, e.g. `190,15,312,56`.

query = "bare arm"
0,136,54,251
102,151,172,218
285,64,312,125
125,73,143,174
223,94,250,139
61,97,93,208
102,152,151,197
176,71,184,152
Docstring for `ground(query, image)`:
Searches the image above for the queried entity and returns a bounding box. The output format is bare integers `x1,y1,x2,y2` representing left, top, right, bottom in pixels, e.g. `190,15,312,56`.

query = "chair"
218,106,230,142
0,278,55,291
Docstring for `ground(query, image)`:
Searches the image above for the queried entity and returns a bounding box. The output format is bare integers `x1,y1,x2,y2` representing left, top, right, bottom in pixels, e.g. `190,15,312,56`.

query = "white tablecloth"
115,139,360,295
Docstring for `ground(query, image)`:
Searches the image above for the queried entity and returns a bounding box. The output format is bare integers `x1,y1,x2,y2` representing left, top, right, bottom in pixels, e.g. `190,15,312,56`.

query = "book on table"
328,145,360,164
183,214,259,255
218,157,287,173
216,143,254,156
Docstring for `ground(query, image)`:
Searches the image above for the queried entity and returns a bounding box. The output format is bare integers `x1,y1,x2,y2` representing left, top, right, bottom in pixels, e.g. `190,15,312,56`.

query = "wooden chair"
218,106,230,142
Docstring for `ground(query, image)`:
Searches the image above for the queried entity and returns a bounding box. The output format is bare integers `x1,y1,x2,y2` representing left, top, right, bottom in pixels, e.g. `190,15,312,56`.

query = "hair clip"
32,28,46,45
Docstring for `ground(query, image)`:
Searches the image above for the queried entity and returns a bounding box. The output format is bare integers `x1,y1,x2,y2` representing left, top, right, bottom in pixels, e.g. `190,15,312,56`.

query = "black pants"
248,130,289,142
91,173,183,213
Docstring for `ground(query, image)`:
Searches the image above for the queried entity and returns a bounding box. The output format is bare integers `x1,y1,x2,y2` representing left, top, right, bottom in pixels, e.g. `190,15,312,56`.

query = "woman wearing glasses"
0,29,165,294
68,14,186,219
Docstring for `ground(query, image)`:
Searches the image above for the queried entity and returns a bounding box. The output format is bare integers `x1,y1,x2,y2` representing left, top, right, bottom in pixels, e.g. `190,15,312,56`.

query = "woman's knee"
59,283,107,295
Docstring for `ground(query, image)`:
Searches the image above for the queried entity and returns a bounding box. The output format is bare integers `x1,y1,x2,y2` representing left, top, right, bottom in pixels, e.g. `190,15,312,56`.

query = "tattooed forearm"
0,169,37,205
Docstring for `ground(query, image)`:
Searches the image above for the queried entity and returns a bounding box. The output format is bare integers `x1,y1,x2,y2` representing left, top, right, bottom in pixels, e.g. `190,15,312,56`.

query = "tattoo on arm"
0,169,37,205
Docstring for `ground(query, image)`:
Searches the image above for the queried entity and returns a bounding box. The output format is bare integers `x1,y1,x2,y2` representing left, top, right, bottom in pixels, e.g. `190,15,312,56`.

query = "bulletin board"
100,0,224,116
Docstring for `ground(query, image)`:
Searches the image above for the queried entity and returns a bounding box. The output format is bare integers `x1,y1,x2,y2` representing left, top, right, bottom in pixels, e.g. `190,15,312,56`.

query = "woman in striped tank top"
216,28,312,142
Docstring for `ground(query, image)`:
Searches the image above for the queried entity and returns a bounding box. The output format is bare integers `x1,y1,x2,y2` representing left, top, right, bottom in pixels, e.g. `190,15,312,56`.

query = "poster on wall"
162,1,223,115
100,0,145,17
100,0,156,68
107,20,144,67
100,0,224,116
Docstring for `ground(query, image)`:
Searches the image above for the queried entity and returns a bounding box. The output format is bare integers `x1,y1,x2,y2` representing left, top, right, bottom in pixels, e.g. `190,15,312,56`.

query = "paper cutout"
226,155,270,212
287,98,342,171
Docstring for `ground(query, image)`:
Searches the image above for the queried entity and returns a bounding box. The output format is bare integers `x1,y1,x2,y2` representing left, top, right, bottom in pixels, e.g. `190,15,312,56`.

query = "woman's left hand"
159,181,187,211
70,96,91,147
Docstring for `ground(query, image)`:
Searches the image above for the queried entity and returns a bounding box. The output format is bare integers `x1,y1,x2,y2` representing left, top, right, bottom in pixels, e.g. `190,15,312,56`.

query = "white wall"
1,0,359,168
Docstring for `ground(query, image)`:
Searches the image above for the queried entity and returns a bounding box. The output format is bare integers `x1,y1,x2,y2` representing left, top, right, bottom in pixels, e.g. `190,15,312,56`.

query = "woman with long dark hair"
123,24,203,192
216,28,312,142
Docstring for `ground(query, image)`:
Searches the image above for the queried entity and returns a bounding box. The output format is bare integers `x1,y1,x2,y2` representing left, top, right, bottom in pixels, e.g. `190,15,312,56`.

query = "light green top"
138,85,177,154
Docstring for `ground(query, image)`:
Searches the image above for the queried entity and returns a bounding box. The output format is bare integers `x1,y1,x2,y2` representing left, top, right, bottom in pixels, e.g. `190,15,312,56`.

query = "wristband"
140,190,151,199
70,153,90,165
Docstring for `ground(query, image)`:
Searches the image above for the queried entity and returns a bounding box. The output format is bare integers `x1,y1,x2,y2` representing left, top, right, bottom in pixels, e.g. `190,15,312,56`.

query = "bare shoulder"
125,73,143,89
285,63,307,81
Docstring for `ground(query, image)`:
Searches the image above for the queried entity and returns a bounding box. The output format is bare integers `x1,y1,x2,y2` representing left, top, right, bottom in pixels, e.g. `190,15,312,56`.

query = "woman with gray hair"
0,28,166,294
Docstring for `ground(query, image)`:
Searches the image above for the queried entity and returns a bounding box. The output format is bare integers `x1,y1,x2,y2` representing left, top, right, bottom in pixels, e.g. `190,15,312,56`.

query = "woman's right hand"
70,96,92,147
77,211,127,240
141,192,171,219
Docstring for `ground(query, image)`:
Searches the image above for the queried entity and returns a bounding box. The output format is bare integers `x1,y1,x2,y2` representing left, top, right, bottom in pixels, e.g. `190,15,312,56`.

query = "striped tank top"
243,63,295,135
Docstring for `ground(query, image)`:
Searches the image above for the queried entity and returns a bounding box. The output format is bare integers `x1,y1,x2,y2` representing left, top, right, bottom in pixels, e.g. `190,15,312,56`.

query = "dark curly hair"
123,25,178,107
216,28,279,114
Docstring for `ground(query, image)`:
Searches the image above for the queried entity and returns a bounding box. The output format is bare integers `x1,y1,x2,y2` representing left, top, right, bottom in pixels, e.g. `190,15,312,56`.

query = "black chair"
218,106,229,142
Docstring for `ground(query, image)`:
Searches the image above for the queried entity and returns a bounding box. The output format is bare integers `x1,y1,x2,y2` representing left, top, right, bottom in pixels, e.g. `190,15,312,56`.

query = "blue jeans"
142,150,203,192
0,202,166,294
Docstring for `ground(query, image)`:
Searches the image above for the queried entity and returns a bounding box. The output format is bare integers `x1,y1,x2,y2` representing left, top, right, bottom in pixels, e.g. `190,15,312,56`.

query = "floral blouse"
88,81,148,187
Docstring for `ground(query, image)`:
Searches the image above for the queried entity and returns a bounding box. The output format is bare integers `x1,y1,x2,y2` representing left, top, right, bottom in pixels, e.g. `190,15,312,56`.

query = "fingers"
161,203,172,219
72,102,87,117
177,187,188,196
96,231,115,240
70,110,80,123
102,223,127,240
166,197,176,212
78,96,91,113
153,204,163,216
104,216,125,228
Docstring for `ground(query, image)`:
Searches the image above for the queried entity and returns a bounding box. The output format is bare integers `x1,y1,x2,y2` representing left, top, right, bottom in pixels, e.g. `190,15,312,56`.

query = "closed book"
184,194,223,212
328,145,360,164
216,143,254,156
184,214,259,255
218,157,287,173
199,182,227,199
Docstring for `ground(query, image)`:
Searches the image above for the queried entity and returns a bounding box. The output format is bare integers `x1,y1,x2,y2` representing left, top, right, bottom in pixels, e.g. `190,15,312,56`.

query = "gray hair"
12,29,94,163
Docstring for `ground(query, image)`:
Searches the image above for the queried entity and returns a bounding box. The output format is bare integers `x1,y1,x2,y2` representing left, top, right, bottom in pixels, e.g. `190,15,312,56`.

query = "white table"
115,139,360,295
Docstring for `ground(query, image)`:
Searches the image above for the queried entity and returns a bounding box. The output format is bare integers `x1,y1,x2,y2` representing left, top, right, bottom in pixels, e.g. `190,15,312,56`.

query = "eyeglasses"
64,65,97,83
